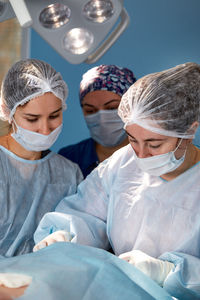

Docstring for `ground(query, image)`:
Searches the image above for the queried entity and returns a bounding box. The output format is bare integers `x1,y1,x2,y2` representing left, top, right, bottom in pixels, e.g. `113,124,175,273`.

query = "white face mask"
11,120,62,152
84,109,127,147
132,139,186,176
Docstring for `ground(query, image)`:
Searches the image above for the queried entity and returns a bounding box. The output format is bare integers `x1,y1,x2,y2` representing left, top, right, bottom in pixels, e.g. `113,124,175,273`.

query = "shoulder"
48,152,81,171
49,152,83,182
108,144,135,167
94,144,138,180
58,138,94,156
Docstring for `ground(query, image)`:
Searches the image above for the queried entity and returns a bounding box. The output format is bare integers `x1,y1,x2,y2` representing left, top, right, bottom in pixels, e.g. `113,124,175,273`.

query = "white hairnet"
118,62,200,138
0,59,68,122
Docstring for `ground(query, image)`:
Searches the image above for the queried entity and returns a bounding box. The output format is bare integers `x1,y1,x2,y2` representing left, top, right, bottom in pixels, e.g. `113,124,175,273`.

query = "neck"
4,133,42,160
161,143,200,181
96,137,129,162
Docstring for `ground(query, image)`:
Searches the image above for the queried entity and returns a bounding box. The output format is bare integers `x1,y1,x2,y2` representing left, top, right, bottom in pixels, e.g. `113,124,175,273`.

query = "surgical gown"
0,145,83,257
35,144,200,299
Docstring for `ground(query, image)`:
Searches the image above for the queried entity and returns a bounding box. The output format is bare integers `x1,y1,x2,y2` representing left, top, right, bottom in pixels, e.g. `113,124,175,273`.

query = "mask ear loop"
188,121,199,136
173,138,189,162
11,118,18,134
174,138,183,151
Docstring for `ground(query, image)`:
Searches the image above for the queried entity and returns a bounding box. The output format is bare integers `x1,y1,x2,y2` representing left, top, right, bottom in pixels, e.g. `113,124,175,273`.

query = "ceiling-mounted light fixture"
63,28,94,55
9,0,32,27
39,3,71,29
0,0,129,64
83,0,114,23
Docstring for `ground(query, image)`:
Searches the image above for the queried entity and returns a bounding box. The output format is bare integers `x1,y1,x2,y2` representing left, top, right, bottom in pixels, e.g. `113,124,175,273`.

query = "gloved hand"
119,250,174,286
33,230,72,252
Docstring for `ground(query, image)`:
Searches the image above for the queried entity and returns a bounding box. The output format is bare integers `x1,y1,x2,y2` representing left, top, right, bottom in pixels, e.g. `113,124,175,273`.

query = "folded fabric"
0,243,172,300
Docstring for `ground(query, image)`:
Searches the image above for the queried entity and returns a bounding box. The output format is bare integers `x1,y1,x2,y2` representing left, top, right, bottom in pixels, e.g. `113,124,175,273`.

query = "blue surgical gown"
0,145,83,257
35,144,200,299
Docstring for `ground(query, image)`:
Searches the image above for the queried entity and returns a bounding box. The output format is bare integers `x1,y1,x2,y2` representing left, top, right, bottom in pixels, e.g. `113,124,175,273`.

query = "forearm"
160,252,200,300
34,211,109,250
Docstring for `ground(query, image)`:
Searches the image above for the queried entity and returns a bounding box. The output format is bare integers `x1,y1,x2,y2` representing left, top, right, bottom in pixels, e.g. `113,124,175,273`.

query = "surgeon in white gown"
0,59,83,257
34,62,200,300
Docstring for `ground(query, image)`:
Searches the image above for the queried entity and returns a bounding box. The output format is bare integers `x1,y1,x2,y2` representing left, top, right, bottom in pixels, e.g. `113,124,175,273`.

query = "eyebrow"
23,107,62,117
82,99,120,107
104,99,121,105
125,130,166,142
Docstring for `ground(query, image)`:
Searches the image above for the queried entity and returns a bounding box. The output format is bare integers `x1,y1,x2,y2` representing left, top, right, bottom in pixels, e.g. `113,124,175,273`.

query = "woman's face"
81,90,121,116
13,92,63,135
126,123,187,159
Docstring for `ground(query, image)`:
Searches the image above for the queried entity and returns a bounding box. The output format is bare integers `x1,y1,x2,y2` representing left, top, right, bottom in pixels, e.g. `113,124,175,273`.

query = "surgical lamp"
0,0,129,64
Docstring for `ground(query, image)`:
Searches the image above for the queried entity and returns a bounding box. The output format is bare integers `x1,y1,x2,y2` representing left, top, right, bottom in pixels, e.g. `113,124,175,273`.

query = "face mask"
84,109,127,147
11,120,62,152
132,139,186,176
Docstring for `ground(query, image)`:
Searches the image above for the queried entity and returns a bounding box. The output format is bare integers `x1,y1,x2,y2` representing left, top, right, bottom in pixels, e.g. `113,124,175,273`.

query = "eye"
149,144,161,149
49,114,60,120
84,109,97,115
105,104,119,110
106,106,118,110
128,137,137,143
26,118,38,123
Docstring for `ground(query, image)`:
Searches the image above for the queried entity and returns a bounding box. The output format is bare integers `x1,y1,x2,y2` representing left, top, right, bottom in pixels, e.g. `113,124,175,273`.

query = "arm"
160,251,200,300
119,250,200,300
34,160,112,250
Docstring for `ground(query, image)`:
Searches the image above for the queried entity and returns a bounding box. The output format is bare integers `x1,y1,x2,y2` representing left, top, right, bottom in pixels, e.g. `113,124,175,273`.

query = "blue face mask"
11,119,62,152
132,139,186,176
84,109,127,147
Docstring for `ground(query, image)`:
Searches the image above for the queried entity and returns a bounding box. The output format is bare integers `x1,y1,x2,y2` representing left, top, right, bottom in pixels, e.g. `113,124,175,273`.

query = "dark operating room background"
30,0,200,152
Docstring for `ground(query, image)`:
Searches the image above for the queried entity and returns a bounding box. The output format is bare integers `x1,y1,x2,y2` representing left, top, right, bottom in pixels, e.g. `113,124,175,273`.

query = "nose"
38,120,51,135
134,145,151,158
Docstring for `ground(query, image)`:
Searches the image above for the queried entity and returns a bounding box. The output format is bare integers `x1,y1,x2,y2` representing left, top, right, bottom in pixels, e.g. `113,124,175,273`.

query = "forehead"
82,90,121,106
16,92,62,114
126,123,169,140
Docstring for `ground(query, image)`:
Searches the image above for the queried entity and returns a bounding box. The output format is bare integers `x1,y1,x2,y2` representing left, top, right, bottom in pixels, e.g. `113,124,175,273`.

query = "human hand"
33,230,72,252
119,250,174,286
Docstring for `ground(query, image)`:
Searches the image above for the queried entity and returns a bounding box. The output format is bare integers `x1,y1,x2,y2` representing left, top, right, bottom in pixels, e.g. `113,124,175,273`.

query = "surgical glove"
33,230,72,252
119,250,174,286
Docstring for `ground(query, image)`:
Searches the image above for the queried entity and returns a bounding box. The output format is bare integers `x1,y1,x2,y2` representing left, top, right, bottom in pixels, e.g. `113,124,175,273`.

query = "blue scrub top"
58,138,99,178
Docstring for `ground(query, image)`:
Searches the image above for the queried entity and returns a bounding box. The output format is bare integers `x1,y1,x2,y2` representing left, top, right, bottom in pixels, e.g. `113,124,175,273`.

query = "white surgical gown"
0,145,83,257
35,144,200,299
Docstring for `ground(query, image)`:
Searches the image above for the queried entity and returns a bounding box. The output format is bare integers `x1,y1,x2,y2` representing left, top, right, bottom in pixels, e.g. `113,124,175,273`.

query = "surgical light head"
79,64,136,103
0,58,68,122
118,62,200,139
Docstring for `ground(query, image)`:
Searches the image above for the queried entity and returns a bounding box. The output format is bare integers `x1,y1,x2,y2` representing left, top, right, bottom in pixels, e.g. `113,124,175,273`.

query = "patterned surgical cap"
79,64,136,103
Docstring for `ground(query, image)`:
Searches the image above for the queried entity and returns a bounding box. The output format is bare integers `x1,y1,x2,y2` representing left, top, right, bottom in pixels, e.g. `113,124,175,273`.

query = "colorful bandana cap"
79,64,136,103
